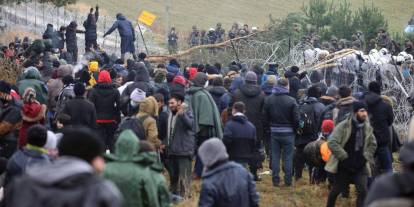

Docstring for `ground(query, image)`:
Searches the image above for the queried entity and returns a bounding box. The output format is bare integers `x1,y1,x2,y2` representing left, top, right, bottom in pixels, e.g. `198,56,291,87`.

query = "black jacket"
285,70,302,99
231,84,265,140
365,92,394,147
263,87,300,134
208,85,227,113
83,9,99,41
88,83,121,121
223,115,257,162
65,22,84,51
62,96,97,129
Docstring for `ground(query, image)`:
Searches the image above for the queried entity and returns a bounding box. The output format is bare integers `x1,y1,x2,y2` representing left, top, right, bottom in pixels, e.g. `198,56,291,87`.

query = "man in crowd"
104,13,136,59
5,127,123,207
263,78,299,187
325,101,377,207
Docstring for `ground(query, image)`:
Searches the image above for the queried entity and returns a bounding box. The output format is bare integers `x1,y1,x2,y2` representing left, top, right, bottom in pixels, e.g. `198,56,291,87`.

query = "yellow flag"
138,10,157,26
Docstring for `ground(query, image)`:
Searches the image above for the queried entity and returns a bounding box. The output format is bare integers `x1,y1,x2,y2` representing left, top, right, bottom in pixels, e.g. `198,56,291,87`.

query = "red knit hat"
98,70,112,84
173,75,187,87
188,67,198,80
321,120,334,135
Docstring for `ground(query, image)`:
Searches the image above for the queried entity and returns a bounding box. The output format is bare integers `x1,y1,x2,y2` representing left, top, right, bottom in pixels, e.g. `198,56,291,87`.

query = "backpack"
115,115,148,140
55,84,75,118
335,104,353,124
303,139,325,167
298,102,317,136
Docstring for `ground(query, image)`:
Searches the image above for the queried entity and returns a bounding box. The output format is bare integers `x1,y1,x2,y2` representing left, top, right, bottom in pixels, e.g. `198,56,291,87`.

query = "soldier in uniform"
215,23,225,42
200,30,209,45
168,27,178,54
376,28,392,51
228,23,239,39
207,28,217,44
188,25,200,47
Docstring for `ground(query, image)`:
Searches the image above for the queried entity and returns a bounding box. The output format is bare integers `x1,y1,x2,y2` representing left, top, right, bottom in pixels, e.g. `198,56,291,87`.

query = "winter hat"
212,77,224,86
52,59,61,68
58,127,104,163
368,81,381,95
154,69,167,83
57,64,73,78
206,65,219,75
290,66,300,73
172,75,187,87
74,82,86,96
307,85,322,98
167,65,180,76
88,61,99,73
321,120,334,135
353,101,367,113
27,124,48,147
130,88,146,103
169,59,180,68
266,75,277,86
198,138,229,169
398,141,414,165
277,78,289,88
98,70,112,84
326,86,339,98
62,75,74,85
23,87,36,103
192,72,208,87
188,67,198,80
0,81,12,101
245,71,258,84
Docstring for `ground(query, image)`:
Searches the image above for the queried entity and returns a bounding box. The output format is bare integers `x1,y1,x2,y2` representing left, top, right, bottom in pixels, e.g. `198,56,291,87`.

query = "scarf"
353,116,365,151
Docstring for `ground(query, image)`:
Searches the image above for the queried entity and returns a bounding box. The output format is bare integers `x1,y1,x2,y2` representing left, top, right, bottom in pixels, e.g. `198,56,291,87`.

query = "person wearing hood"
103,130,160,207
137,96,162,150
87,61,100,87
83,6,99,52
17,67,48,105
263,78,300,187
187,72,223,178
207,77,228,113
5,127,123,207
62,83,97,129
318,86,339,129
136,141,171,206
170,75,187,96
333,86,356,124
88,70,121,151
364,81,394,175
65,21,84,63
365,141,414,207
18,88,46,148
138,53,154,77
198,138,259,207
231,71,265,179
5,125,51,185
165,93,195,198
294,85,326,181
284,66,302,99
42,24,59,50
0,81,22,158
47,64,73,119
104,13,135,58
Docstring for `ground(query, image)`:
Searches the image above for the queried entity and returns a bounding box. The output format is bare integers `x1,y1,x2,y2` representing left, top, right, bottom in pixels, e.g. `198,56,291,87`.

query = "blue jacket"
5,148,50,184
104,14,135,38
199,161,259,207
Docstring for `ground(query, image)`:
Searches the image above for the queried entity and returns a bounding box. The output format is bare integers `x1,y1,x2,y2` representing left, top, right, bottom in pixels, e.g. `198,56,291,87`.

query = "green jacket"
137,152,171,207
17,68,48,105
103,130,159,207
187,86,223,139
325,117,377,174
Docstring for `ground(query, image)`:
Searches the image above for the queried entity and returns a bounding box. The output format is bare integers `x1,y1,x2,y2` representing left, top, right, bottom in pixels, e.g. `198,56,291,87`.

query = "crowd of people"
1,10,414,207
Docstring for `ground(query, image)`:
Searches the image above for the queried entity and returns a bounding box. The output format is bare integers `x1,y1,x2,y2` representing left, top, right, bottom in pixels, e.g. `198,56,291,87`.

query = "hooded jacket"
231,83,265,141
364,92,394,147
284,70,302,99
62,96,97,129
137,97,162,149
83,8,99,41
65,21,84,51
89,71,121,122
207,85,227,113
333,96,356,124
5,156,122,207
166,107,195,156
0,99,21,150
18,101,46,147
104,130,160,207
187,86,223,139
104,14,135,54
223,115,257,162
17,68,48,105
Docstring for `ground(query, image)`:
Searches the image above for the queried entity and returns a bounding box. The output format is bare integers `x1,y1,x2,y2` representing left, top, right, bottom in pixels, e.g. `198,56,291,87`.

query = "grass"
78,0,414,34
172,161,359,207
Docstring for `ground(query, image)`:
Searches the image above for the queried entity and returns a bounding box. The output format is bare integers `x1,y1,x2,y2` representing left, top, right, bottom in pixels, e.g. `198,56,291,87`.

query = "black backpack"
115,115,148,140
298,102,317,136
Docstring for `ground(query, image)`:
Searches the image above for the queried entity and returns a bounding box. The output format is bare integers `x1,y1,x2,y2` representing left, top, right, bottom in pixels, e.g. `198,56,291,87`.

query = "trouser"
194,136,209,178
294,144,313,181
271,133,295,186
375,145,393,174
97,122,118,152
167,156,192,198
263,135,272,169
85,39,98,52
67,47,78,63
326,170,367,207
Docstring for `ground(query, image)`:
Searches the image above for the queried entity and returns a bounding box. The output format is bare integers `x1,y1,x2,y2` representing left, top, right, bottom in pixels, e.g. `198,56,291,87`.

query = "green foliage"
0,0,77,6
326,1,353,40
352,3,388,42
301,0,332,31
